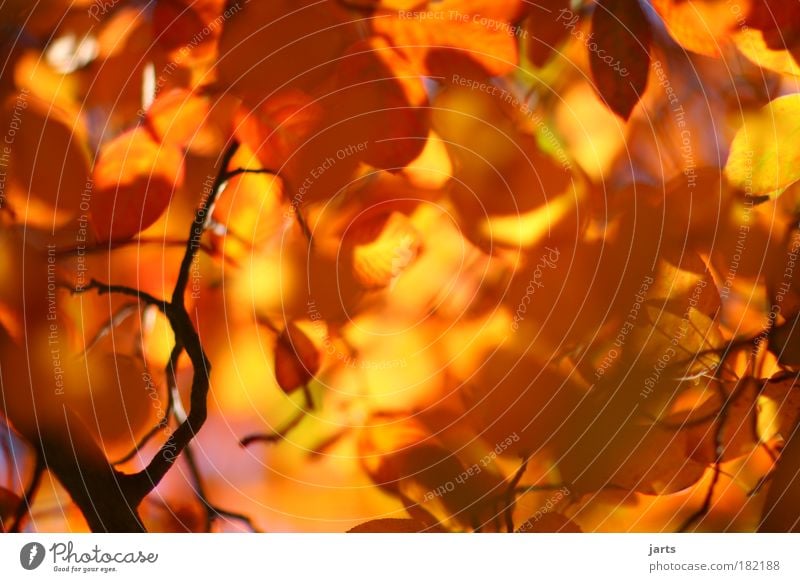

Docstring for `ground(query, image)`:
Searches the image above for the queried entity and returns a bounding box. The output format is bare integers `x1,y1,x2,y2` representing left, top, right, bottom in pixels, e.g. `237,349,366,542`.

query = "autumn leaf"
90,127,185,242
735,28,800,77
462,349,584,456
759,375,800,442
350,211,421,289
0,93,91,226
347,518,444,532
651,0,744,57
400,130,453,190
146,89,226,155
0,486,21,531
769,314,800,367
334,37,430,170
433,0,526,22
676,379,762,464
745,0,800,50
373,8,519,77
432,85,572,217
84,7,157,125
525,0,573,67
70,351,157,450
274,323,321,395
759,418,800,532
589,0,652,119
234,90,324,171
632,304,723,377
725,93,800,197
5,0,800,537
216,0,357,100
152,0,225,57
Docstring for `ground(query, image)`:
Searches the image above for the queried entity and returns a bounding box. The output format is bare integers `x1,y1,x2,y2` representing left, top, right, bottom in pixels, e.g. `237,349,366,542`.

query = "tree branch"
172,142,239,308
66,279,167,311
38,140,241,531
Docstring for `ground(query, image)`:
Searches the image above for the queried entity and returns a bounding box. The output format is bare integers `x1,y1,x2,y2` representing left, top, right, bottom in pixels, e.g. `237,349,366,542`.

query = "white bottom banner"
1,534,797,581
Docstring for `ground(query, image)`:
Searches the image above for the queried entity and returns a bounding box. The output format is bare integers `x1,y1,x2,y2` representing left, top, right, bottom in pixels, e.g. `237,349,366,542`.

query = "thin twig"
66,279,167,311
182,444,259,532
55,237,219,259
80,303,139,357
128,141,241,501
11,142,244,532
240,410,307,447
679,463,721,532
222,168,276,181
504,454,530,532
678,381,734,531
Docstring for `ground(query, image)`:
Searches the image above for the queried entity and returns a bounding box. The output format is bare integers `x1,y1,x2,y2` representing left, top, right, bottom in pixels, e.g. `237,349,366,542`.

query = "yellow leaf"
725,94,800,197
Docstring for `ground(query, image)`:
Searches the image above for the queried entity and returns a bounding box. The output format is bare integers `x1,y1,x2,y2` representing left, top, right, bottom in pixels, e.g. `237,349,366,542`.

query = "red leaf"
759,422,800,532
347,518,444,532
274,323,321,394
747,0,800,49
525,0,574,67
0,486,21,531
589,0,652,119
153,0,226,55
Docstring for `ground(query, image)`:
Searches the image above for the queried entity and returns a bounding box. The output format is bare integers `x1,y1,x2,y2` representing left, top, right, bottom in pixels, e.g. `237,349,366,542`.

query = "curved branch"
36,140,241,531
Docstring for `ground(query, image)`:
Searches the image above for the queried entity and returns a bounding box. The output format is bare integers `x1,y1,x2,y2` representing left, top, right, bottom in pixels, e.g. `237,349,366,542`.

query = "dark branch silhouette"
34,140,241,531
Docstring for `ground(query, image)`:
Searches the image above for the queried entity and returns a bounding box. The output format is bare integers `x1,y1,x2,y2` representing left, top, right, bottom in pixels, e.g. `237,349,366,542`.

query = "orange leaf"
651,0,744,57
334,37,430,169
216,0,357,100
69,352,157,450
1,93,91,225
373,9,518,77
429,0,526,21
274,323,321,394
432,85,572,219
400,130,453,190
234,89,324,171
90,127,185,242
350,211,421,289
462,350,583,456
146,89,224,155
